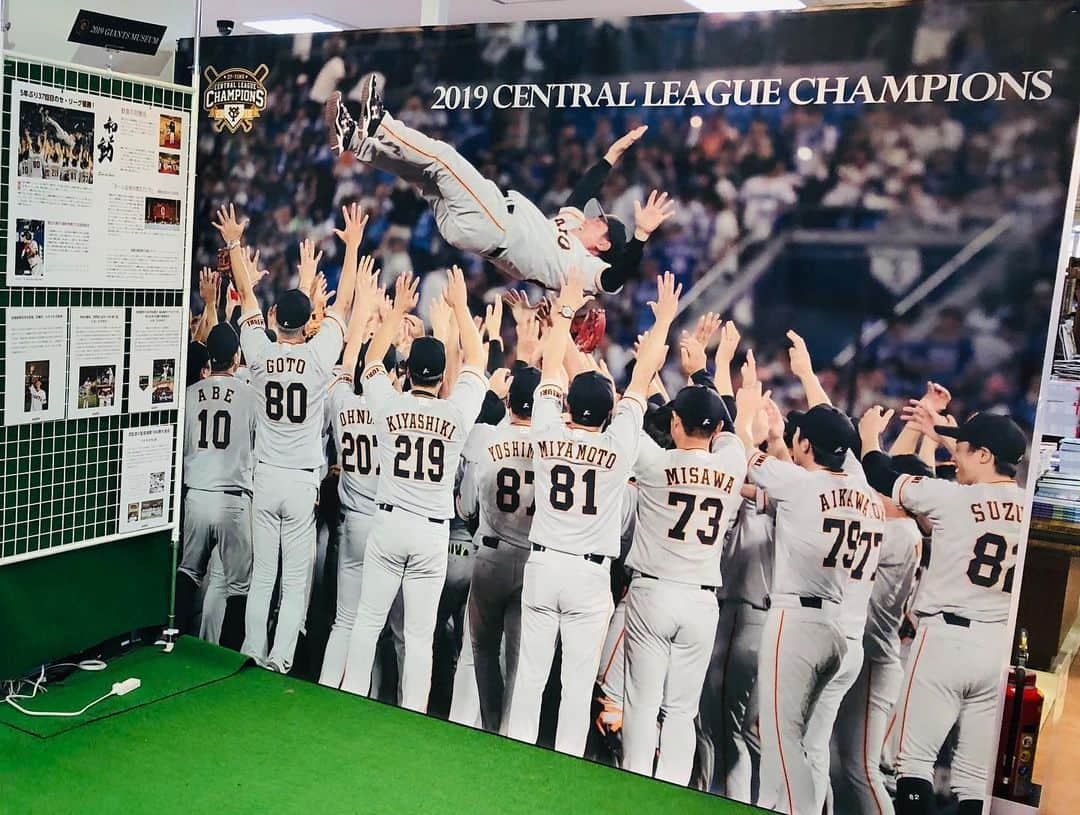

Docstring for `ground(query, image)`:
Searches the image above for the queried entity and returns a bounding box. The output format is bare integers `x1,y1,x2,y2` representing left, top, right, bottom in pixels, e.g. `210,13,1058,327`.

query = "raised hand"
735,378,765,422
715,321,741,367
741,348,758,388
445,265,469,309
311,273,335,315
679,330,708,377
429,292,453,342
503,289,534,326
333,202,369,247
298,239,323,294
516,316,542,365
633,190,677,239
604,125,648,165
763,395,786,441
198,267,220,307
392,271,420,314
212,203,247,244
787,330,814,380
859,405,896,443
647,271,682,326
483,294,504,342
489,368,513,400
920,381,952,414
694,312,722,348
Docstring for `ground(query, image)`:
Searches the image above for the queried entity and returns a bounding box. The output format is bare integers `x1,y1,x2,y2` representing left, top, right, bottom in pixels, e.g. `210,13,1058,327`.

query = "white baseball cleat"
325,74,385,158
324,91,357,157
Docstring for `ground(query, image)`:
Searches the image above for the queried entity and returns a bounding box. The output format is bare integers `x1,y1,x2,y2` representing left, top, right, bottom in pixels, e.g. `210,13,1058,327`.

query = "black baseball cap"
783,409,804,448
793,405,855,458
408,336,446,384
671,385,727,434
935,412,1026,465
276,289,312,331
584,198,628,264
509,366,542,417
567,371,615,427
207,323,240,366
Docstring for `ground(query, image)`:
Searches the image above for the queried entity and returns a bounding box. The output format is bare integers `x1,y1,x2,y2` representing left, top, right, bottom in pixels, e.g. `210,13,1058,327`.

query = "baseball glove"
571,307,607,353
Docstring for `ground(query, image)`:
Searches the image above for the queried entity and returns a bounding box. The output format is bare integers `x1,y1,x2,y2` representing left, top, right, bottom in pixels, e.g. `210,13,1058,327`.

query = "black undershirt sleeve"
862,450,901,497
598,237,644,293
477,390,506,426
565,159,613,211
486,339,505,373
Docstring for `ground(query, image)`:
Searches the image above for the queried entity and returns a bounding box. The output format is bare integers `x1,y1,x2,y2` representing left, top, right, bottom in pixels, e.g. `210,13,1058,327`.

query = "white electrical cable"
3,678,140,718
2,659,132,718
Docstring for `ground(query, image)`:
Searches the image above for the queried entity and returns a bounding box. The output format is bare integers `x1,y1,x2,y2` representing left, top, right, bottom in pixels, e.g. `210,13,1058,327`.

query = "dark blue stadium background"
185,2,1080,449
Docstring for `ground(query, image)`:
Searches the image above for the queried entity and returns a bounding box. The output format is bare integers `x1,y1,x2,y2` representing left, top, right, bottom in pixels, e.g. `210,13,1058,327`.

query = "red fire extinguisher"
994,628,1044,802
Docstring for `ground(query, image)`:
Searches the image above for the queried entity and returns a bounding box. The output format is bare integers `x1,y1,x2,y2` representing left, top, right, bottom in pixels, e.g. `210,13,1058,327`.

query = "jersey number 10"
196,409,232,450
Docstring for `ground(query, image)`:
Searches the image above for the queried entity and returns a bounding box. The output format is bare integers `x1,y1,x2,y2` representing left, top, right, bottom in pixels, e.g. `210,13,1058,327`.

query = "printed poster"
129,306,183,413
7,81,189,289
67,307,124,418
4,307,67,425
118,424,173,533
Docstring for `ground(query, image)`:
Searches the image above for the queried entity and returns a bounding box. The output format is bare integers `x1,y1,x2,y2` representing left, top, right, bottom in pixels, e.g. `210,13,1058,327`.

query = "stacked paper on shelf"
1039,377,1080,437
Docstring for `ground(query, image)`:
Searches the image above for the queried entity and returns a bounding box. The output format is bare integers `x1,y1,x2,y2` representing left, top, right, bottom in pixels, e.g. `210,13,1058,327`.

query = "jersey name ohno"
265,357,306,374
663,465,737,492
338,407,373,426
970,500,1023,523
536,439,617,469
196,385,236,404
385,411,457,441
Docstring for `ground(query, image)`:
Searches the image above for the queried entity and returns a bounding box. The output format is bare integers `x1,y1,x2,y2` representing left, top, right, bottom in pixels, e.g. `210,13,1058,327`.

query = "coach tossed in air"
325,74,676,296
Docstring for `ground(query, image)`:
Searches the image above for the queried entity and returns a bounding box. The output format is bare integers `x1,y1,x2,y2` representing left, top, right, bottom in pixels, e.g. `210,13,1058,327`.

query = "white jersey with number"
494,197,611,294
718,496,775,608
361,362,486,520
864,516,921,661
748,453,886,604
327,375,380,515
627,433,746,587
28,152,43,178
528,381,645,557
239,308,344,471
460,421,536,548
894,476,1022,624
44,161,60,180
183,373,258,493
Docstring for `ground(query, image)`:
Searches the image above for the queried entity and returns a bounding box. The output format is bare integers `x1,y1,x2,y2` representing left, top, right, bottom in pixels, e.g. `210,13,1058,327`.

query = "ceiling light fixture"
686,0,806,13
243,16,346,35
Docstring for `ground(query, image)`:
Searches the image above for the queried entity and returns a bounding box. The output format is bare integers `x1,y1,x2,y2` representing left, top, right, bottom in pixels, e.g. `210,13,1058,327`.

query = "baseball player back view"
621,385,746,785
341,269,487,712
505,270,679,757
736,399,885,815
175,324,258,650
216,204,355,674
458,365,542,733
861,410,1027,815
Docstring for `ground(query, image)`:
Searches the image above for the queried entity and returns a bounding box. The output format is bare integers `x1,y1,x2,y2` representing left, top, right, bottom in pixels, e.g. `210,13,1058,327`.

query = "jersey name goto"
239,308,344,471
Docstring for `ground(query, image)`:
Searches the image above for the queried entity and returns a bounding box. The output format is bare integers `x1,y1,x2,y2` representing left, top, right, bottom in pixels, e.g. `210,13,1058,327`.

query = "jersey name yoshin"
819,487,885,520
970,500,1023,524
537,439,617,469
385,411,457,440
664,465,737,493
487,439,534,462
197,385,236,404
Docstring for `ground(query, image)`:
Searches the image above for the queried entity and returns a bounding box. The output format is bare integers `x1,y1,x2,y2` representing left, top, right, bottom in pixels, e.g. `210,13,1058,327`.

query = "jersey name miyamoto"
327,377,380,514
462,422,536,548
748,454,886,604
361,363,486,520
628,433,746,587
528,383,645,558
183,373,258,493
239,309,344,471
894,476,1023,624
492,195,610,293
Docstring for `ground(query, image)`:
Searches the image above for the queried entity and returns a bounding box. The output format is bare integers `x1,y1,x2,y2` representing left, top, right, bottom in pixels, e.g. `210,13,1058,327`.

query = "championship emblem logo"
203,65,269,133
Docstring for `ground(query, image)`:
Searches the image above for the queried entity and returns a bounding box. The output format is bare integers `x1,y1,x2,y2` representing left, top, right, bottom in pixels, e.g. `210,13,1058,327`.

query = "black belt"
531,542,605,565
637,572,717,593
941,612,971,628
377,502,446,525
800,596,824,609
223,489,249,498
482,536,500,549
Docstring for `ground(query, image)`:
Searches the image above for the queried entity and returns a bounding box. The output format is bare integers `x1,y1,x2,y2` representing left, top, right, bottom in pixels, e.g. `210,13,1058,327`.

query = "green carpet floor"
1,640,767,814
0,636,246,737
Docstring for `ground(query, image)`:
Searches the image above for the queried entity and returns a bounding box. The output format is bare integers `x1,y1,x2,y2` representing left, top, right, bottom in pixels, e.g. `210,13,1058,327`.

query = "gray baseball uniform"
459,420,537,733
319,374,381,688
699,495,774,800
621,433,746,785
340,362,486,712
357,114,610,294
891,476,1023,803
505,383,645,757
238,308,345,673
746,452,885,815
832,515,921,815
180,373,258,600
